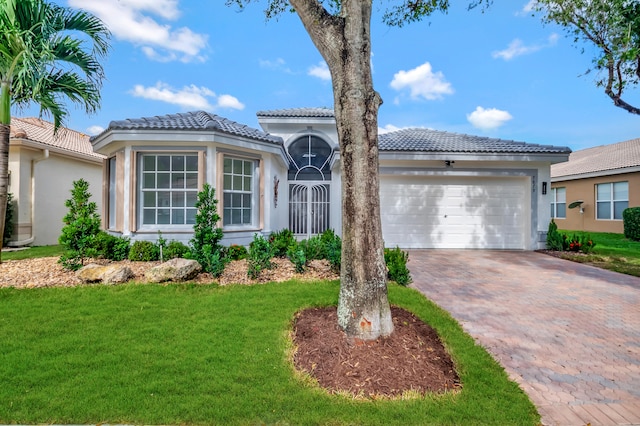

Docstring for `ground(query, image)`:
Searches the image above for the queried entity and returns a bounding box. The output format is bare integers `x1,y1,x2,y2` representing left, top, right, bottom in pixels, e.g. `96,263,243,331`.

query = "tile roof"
256,107,335,118
551,138,640,178
99,111,283,145
10,117,104,159
378,128,571,154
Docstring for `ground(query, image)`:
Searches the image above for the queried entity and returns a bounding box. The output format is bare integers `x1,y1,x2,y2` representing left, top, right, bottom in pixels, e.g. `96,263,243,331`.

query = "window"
108,156,117,229
550,187,566,219
596,182,628,220
223,157,255,226
140,154,198,226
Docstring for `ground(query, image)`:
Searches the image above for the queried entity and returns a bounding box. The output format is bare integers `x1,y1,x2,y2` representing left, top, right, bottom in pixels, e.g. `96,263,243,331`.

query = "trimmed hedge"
623,207,640,241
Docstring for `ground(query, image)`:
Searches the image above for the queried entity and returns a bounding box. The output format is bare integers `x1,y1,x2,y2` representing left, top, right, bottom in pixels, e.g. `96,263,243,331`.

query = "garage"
380,175,530,249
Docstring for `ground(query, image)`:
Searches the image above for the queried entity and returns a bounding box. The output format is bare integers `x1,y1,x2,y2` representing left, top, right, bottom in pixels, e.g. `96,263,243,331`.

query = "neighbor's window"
140,153,199,226
596,182,628,220
550,187,566,219
223,157,255,226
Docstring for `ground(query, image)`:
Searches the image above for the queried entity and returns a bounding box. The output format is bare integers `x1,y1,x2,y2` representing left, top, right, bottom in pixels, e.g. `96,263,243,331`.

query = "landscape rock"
145,258,202,283
77,263,134,284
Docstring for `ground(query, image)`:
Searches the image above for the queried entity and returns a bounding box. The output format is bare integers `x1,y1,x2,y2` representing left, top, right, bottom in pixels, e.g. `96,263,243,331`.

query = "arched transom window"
287,135,332,181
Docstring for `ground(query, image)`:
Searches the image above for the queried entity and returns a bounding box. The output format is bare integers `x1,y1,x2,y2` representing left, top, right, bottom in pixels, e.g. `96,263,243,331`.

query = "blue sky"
20,0,640,151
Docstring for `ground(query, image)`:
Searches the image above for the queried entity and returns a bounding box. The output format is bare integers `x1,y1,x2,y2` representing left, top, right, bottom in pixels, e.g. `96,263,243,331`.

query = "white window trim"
551,187,566,219
221,155,260,230
596,181,629,221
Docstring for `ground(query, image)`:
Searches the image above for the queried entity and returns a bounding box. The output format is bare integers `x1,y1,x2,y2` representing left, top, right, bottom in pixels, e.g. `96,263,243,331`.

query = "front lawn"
0,281,538,425
1,245,64,261
555,231,640,277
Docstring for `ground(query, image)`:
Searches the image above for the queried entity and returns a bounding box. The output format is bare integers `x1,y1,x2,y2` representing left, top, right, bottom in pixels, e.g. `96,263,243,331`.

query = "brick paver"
409,250,640,426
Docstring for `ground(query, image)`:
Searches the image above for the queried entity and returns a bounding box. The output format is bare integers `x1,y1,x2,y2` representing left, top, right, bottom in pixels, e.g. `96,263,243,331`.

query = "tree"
0,0,110,261
227,0,488,340
534,0,640,115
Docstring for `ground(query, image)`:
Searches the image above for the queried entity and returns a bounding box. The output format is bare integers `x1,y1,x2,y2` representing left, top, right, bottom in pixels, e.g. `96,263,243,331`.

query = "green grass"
1,245,64,261
558,231,640,277
0,281,539,425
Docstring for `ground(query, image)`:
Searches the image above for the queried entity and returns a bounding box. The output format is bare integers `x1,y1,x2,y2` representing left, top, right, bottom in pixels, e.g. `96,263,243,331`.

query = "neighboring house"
550,138,640,234
91,108,571,250
8,117,105,246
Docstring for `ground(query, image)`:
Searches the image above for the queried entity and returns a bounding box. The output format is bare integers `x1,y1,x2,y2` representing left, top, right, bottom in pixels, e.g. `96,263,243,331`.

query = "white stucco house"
8,117,104,246
90,108,571,250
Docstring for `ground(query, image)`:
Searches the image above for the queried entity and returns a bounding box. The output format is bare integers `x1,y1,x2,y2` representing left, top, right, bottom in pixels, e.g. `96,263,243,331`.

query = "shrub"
546,219,565,251
321,229,341,272
269,229,296,258
248,234,273,279
384,246,412,286
58,179,102,271
3,192,14,246
128,240,160,262
94,231,130,261
286,242,306,273
189,184,225,274
299,234,325,261
226,244,248,261
163,240,189,260
623,207,640,241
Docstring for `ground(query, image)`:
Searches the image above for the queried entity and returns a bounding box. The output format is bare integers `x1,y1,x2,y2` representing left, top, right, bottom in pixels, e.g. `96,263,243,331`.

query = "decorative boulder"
77,264,134,284
145,258,202,283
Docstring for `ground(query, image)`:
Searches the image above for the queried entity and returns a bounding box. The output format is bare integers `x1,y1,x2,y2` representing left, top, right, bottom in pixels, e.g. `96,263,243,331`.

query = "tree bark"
290,0,393,340
0,81,11,263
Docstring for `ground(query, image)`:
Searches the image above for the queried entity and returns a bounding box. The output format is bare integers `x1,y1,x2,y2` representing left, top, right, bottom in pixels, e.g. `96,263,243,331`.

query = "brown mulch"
293,306,460,398
0,255,459,399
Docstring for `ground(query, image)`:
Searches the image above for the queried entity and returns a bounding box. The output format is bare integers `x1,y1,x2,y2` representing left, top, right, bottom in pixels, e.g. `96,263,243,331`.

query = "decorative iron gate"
289,183,330,238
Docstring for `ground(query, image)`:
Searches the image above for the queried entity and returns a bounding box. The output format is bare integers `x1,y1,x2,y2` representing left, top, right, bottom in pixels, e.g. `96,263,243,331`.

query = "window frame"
596,181,628,221
221,155,258,229
550,187,566,219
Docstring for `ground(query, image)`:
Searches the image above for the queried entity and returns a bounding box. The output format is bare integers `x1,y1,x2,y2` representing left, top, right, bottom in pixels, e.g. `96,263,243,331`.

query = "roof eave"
551,165,640,182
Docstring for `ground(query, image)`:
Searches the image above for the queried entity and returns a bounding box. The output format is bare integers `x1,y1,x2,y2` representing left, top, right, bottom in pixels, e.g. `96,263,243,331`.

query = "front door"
289,182,330,238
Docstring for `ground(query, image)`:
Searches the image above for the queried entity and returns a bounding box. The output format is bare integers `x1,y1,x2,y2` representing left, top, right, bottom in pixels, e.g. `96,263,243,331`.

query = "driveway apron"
409,250,640,426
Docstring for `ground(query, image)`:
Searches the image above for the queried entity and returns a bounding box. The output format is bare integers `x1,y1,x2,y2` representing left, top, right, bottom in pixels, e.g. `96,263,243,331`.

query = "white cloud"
516,0,537,15
259,58,293,74
308,61,331,81
129,82,244,111
492,33,559,60
69,0,208,63
390,62,454,101
379,124,404,134
86,125,105,136
467,107,513,130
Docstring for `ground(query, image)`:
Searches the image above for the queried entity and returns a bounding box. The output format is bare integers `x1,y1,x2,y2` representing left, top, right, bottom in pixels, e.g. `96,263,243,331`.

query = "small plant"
226,244,248,260
164,240,189,260
94,231,130,261
269,229,296,257
299,234,325,261
623,207,640,241
321,229,341,272
3,192,14,246
58,179,102,271
248,234,273,279
128,240,160,262
189,184,226,275
384,246,412,286
546,219,565,251
286,242,306,273
197,245,227,277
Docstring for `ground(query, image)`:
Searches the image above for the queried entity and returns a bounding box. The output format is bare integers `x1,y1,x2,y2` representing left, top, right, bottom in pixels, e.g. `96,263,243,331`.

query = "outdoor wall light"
542,181,547,194
444,160,455,167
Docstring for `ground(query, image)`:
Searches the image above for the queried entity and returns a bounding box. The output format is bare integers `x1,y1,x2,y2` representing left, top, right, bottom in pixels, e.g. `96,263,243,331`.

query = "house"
7,117,105,246
90,108,571,250
550,138,640,234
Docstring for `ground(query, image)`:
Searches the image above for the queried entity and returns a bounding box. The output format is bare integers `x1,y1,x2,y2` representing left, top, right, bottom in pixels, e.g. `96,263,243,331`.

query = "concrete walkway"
409,250,640,426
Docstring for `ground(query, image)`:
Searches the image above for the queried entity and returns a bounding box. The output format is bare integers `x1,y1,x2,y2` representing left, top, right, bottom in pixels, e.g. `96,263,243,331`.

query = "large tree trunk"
0,81,11,263
291,0,393,340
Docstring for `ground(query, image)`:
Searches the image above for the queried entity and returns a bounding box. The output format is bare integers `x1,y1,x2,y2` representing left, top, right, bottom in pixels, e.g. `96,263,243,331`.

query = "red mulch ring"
292,306,460,398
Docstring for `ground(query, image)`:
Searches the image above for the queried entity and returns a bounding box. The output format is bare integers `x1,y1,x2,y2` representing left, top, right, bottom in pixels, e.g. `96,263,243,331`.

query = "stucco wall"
551,171,640,233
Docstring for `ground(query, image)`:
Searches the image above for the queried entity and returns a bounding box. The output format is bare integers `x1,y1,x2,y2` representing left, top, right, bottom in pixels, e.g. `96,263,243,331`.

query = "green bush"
623,207,640,241
286,242,306,273
226,244,248,260
197,244,227,277
94,231,130,261
384,246,412,286
321,229,341,272
189,184,225,274
163,240,189,260
248,234,273,279
269,229,296,258
546,219,565,251
58,179,102,271
565,233,596,254
128,240,160,262
3,192,14,246
299,234,325,261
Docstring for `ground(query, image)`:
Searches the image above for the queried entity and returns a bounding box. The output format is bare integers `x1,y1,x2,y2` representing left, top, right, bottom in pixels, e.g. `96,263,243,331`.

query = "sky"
17,0,640,151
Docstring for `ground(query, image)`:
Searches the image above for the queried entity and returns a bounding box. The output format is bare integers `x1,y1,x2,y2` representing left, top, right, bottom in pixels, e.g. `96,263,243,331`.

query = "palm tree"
0,0,110,260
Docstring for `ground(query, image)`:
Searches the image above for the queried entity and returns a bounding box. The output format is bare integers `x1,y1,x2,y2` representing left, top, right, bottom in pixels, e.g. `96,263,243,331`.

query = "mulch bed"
293,306,460,398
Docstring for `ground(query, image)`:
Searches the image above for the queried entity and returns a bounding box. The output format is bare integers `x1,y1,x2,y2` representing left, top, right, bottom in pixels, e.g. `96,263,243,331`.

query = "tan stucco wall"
551,171,640,233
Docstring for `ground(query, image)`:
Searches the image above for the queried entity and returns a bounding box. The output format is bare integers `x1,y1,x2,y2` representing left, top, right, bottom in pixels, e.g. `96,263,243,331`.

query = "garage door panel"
380,176,529,249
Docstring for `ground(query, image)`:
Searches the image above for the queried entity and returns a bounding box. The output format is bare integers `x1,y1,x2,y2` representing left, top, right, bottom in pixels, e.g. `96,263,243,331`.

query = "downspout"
6,148,49,247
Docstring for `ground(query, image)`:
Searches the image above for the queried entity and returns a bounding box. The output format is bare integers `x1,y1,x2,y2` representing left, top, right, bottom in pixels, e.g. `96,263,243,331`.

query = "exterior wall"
551,171,640,233
8,145,102,246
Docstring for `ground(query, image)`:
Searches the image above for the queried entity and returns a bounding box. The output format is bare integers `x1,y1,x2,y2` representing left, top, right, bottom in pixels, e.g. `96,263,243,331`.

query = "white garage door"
380,175,529,249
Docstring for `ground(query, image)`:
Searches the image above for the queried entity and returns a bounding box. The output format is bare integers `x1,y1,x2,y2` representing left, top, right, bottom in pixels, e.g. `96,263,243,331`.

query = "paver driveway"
409,250,640,426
